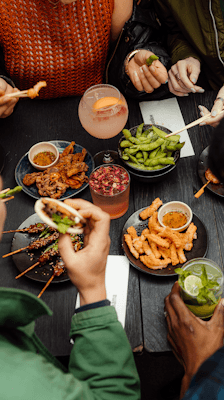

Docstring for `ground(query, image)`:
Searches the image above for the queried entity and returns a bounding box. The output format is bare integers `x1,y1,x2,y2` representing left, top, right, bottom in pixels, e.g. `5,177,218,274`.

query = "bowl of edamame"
118,123,184,177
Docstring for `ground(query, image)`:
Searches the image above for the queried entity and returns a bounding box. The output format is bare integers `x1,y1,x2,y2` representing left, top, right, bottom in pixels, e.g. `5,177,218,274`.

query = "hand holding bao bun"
34,198,86,234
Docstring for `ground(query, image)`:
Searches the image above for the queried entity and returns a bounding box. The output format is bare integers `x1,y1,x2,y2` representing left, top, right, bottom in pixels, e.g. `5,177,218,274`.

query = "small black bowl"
118,124,179,176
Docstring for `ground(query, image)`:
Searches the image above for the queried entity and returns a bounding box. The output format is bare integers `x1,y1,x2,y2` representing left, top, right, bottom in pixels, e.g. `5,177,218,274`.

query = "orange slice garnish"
93,96,123,110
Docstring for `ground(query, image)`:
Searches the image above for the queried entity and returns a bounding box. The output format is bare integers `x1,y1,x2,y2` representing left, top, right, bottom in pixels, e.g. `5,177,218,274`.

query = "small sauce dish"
28,142,59,171
158,201,192,232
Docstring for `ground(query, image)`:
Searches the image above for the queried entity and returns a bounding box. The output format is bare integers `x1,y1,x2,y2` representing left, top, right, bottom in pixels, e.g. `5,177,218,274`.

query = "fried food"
23,141,89,198
125,198,197,270
139,198,163,220
205,168,220,184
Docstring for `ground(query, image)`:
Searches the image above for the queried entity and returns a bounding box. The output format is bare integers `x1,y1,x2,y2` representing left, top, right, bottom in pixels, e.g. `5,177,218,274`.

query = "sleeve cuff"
75,299,111,314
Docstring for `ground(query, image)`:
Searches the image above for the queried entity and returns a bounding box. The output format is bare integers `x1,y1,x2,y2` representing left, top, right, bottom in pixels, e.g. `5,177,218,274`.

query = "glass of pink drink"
78,84,128,166
89,164,130,219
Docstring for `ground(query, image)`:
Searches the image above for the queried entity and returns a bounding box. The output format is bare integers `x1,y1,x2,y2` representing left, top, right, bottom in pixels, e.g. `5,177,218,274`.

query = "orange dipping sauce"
162,211,187,229
33,151,56,166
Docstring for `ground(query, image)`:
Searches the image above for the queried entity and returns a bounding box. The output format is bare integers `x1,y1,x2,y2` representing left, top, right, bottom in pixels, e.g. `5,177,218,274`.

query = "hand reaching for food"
127,50,168,93
164,281,224,398
198,86,224,127
58,199,110,306
168,57,204,97
0,78,19,118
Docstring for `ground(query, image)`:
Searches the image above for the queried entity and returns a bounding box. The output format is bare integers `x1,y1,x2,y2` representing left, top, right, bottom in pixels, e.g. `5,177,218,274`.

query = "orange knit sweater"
0,0,114,99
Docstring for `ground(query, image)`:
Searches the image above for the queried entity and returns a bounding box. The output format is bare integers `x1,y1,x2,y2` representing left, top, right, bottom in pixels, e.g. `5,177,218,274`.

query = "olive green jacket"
0,288,140,400
155,0,224,89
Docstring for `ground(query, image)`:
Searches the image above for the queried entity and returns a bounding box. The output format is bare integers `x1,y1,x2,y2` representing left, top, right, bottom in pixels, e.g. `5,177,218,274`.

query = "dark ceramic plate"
11,213,71,283
15,140,94,200
122,208,208,276
118,124,180,175
0,144,5,173
198,146,224,197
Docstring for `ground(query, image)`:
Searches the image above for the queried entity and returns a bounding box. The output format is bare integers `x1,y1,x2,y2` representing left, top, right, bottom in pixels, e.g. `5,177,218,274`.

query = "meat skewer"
15,235,82,279
2,231,59,258
37,260,66,298
2,223,52,234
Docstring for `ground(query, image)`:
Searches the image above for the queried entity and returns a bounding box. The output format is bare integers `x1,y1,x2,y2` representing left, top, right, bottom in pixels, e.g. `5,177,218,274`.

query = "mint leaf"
174,268,184,275
200,266,208,286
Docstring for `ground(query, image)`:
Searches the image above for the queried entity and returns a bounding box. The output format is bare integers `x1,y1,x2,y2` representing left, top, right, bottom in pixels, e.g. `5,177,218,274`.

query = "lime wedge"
184,275,203,296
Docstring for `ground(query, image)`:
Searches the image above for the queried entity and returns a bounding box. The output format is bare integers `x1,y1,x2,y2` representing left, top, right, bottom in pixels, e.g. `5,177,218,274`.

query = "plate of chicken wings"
15,140,94,200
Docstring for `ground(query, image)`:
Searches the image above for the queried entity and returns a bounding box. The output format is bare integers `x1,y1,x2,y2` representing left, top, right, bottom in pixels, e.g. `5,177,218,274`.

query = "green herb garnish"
52,214,75,234
175,266,220,305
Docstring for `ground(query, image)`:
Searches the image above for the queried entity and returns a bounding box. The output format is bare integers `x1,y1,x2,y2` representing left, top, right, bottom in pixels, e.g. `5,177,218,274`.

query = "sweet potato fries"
124,198,197,270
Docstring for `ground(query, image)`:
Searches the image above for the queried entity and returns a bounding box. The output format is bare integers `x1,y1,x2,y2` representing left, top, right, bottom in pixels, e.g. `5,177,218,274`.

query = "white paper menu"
139,97,195,158
75,255,130,328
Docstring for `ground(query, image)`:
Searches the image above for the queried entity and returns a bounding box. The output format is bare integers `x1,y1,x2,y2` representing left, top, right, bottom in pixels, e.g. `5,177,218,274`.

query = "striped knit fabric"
0,0,114,99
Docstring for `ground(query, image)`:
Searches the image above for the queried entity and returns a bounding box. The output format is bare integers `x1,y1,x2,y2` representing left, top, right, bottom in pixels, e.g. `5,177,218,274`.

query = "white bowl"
158,201,192,232
28,142,59,171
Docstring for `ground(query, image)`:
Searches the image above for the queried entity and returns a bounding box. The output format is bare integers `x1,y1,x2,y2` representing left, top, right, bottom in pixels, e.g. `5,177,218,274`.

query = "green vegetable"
146,55,159,66
52,214,75,234
0,186,22,199
119,123,185,171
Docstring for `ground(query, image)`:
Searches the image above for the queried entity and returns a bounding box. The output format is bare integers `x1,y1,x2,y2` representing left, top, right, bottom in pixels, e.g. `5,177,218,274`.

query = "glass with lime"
175,258,223,319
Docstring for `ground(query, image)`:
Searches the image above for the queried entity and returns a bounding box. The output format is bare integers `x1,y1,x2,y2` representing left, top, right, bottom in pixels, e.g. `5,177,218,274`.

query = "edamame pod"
120,140,133,148
137,137,164,152
145,157,175,167
136,122,144,138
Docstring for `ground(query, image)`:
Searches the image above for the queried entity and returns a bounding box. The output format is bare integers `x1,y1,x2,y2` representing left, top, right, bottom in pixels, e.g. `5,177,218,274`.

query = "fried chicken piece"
23,172,42,186
170,243,179,266
66,162,88,177
61,141,75,157
124,234,139,259
140,254,170,269
139,198,163,220
127,226,138,239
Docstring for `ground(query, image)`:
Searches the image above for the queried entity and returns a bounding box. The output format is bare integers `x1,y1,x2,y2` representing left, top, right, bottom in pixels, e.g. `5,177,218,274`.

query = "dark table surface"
0,90,221,356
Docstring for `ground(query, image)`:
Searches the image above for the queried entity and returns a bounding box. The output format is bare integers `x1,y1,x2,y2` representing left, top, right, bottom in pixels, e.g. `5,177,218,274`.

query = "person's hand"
168,57,204,97
0,78,19,118
164,282,224,398
198,86,224,128
58,199,110,306
127,50,168,93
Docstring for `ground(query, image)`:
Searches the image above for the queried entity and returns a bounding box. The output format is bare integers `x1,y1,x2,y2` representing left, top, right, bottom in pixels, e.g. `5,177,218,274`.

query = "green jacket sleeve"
69,306,140,400
155,0,201,65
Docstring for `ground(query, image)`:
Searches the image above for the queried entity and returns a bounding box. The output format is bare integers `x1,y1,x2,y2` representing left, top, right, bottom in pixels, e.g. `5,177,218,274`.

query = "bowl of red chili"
28,141,59,171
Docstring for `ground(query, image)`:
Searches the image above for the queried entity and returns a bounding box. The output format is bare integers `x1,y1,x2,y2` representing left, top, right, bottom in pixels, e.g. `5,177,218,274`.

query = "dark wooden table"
0,90,221,356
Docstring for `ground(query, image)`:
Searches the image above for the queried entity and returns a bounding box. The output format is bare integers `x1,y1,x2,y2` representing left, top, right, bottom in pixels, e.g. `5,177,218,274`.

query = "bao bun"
34,198,85,234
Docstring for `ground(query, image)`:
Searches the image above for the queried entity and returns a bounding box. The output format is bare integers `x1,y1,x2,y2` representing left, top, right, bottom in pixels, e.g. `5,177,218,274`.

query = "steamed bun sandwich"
34,198,85,234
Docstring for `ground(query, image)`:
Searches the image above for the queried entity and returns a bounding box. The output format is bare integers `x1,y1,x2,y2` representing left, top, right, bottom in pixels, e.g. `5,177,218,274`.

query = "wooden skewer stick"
165,110,224,138
2,245,29,258
15,262,40,279
3,90,30,99
194,180,211,199
1,196,14,203
37,274,55,298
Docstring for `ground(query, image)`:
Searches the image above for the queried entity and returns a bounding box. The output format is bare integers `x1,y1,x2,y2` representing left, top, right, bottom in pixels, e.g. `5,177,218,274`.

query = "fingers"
58,233,77,269
198,103,224,127
208,298,224,329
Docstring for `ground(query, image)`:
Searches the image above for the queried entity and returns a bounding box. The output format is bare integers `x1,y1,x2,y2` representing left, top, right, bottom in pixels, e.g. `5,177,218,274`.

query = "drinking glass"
78,84,128,166
178,258,223,319
89,164,130,219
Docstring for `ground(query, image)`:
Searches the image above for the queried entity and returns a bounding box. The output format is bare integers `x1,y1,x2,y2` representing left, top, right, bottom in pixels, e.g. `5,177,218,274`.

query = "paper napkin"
75,255,130,328
139,97,195,157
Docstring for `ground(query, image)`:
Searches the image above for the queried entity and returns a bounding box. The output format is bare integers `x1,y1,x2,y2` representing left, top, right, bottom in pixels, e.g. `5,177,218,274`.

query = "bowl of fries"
118,123,183,177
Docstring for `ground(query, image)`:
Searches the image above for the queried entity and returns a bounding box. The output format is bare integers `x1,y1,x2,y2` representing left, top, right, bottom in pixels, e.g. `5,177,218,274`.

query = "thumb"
188,63,200,85
209,298,224,328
